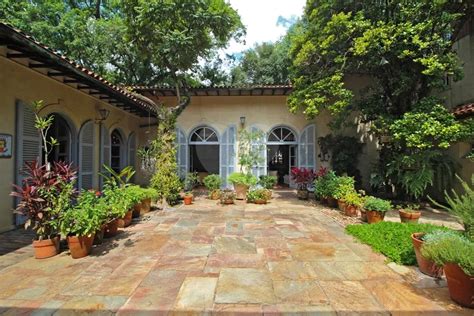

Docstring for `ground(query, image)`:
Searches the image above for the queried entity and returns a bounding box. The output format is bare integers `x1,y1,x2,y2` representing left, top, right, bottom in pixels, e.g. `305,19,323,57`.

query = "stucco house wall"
0,51,142,232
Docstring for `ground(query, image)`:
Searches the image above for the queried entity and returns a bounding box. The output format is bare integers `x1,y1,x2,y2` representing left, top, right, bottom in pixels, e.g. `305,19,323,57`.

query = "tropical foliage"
289,0,474,200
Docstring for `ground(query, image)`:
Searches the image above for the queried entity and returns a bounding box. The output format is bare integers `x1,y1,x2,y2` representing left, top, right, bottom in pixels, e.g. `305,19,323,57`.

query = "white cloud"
225,0,306,54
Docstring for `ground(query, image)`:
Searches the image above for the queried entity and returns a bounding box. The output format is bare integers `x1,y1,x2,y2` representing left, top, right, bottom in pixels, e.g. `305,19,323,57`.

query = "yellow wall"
0,53,142,232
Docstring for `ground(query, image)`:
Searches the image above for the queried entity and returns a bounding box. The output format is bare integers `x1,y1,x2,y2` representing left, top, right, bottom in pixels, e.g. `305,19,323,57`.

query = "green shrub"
314,170,338,198
346,222,452,265
343,191,364,207
203,174,222,191
228,172,258,186
422,231,474,276
332,176,355,200
184,172,199,191
247,188,270,202
363,196,392,212
259,175,277,189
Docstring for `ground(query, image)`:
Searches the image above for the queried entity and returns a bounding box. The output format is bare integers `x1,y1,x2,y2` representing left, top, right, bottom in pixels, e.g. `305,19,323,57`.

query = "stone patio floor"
0,190,471,315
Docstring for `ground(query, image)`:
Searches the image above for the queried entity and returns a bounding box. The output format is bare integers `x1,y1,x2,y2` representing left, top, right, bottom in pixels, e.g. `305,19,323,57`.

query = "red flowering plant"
290,167,316,190
11,161,77,240
315,166,328,178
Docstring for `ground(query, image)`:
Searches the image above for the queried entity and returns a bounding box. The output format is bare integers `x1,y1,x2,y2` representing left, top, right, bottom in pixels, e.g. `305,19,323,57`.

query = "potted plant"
102,183,130,237
228,172,257,200
220,189,236,205
247,188,270,204
422,231,473,307
291,167,315,200
399,204,422,223
411,232,444,278
342,191,363,217
11,161,77,259
183,172,199,200
258,175,277,198
333,176,355,211
183,192,193,205
363,196,392,224
60,195,103,259
203,174,222,200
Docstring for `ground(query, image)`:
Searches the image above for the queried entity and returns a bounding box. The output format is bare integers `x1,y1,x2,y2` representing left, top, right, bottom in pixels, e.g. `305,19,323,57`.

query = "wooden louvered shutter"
176,127,187,178
299,124,316,171
100,125,110,188
128,133,136,169
15,101,41,225
220,125,236,188
79,121,95,189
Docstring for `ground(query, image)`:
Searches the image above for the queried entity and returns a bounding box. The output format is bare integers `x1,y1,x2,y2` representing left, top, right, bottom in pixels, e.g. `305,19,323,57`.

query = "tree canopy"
289,0,474,199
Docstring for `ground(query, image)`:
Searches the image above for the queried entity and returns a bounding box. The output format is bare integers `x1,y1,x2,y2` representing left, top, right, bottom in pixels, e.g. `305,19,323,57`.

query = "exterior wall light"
240,116,246,127
97,108,110,122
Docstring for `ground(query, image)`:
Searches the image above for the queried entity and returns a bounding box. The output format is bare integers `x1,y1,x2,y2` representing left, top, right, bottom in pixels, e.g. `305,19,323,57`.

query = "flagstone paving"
0,190,471,315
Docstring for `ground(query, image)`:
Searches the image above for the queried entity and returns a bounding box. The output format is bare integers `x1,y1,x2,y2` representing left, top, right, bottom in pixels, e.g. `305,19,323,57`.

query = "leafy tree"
289,0,474,200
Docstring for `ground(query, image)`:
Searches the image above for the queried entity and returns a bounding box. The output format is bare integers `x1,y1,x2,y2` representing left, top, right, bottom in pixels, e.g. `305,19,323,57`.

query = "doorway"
267,126,297,186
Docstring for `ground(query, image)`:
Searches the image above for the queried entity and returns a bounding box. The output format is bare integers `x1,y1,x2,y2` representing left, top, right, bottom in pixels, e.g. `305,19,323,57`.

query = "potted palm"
422,231,473,308
228,172,257,200
203,174,222,200
363,196,392,224
220,189,236,205
290,167,315,200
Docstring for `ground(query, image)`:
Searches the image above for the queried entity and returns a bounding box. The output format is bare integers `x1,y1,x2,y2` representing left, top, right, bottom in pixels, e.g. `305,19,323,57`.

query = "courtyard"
0,190,469,315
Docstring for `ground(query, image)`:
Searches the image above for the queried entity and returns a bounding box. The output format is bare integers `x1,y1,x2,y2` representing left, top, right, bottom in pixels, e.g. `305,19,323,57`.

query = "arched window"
267,126,297,143
45,114,72,163
111,129,123,173
190,126,218,144
188,126,219,174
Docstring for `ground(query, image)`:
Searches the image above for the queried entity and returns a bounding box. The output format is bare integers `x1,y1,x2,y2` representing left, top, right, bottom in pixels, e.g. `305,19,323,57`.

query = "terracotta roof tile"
453,103,474,118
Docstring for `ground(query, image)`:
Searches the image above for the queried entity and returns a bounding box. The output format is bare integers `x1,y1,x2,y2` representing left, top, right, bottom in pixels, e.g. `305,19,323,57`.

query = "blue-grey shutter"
251,126,267,178
299,124,316,170
100,125,110,187
128,133,136,169
15,101,41,225
220,125,236,188
176,127,187,178
79,121,95,190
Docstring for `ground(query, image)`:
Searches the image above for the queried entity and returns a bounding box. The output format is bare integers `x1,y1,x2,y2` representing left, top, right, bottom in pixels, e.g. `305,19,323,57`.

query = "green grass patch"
345,222,453,265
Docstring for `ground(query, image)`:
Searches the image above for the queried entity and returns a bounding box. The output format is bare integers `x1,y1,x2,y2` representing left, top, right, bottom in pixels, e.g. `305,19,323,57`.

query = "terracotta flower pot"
118,210,133,228
327,197,338,208
32,236,60,259
366,210,385,224
337,199,347,212
93,226,105,245
221,198,235,205
297,189,309,200
411,233,444,278
345,204,359,217
67,234,95,259
360,209,368,222
104,218,119,238
183,195,193,205
399,209,421,223
143,198,151,212
444,263,474,308
210,190,221,200
132,202,142,218
234,184,249,200
254,199,267,205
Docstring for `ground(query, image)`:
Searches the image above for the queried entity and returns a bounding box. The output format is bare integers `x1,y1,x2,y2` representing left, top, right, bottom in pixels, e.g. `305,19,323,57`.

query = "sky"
225,0,306,55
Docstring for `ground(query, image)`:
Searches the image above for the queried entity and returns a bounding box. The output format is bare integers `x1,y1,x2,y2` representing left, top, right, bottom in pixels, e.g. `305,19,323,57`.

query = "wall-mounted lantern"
240,116,246,127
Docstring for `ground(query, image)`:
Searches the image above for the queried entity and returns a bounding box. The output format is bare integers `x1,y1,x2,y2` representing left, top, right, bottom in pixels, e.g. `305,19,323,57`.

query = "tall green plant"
150,108,182,205
429,176,474,240
237,129,265,174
